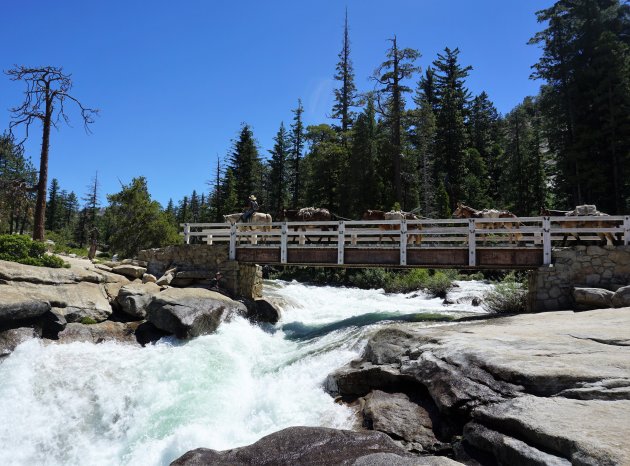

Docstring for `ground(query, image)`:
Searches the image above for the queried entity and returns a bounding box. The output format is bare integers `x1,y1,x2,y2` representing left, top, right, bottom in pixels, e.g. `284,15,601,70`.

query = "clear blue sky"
1,0,551,208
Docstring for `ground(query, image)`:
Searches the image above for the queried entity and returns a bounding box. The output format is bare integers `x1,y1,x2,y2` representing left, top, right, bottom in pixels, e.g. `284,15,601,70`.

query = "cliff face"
325,309,630,465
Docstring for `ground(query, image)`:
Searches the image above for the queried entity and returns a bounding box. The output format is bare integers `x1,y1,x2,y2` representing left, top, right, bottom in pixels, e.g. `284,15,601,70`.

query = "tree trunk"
33,90,52,241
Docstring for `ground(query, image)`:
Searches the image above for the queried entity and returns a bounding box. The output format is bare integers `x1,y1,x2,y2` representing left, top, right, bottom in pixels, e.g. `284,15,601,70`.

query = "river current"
0,279,492,466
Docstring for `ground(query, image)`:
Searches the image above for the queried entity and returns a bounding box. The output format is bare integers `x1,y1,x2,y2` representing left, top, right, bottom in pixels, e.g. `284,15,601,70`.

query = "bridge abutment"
528,245,630,311
138,244,262,300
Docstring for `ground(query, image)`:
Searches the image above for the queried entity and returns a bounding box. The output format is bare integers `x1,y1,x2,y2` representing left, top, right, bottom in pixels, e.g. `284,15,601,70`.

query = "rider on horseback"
242,194,259,222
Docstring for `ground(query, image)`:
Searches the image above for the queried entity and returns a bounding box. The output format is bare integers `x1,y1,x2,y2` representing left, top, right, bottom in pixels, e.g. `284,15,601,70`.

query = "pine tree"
190,190,200,223
289,100,305,208
177,196,190,224
0,133,37,234
268,122,291,214
104,177,179,258
410,81,438,216
432,47,472,209
468,92,502,203
303,124,345,210
229,124,263,206
45,178,61,231
530,0,630,212
332,9,358,135
372,36,420,205
348,95,384,216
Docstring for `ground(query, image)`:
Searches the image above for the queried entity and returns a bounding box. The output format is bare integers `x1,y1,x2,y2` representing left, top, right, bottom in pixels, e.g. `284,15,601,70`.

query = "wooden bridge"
182,216,630,269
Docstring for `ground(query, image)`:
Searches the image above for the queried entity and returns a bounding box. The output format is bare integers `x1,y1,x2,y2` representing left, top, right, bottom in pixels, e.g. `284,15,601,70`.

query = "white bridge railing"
181,216,630,266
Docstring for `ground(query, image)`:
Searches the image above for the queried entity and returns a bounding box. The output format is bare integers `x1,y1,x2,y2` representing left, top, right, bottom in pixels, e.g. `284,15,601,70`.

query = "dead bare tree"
6,66,98,241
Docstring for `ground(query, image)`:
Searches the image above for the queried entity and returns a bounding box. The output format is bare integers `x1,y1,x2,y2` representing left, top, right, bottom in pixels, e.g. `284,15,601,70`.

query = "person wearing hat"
210,271,224,289
242,194,259,222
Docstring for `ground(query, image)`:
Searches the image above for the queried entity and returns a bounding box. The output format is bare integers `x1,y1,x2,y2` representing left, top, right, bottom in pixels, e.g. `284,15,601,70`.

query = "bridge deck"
182,216,630,269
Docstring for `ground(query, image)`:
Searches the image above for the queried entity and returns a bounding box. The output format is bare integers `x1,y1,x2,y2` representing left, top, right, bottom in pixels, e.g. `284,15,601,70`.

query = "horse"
361,210,422,245
540,206,618,246
223,212,272,244
452,202,522,245
281,207,335,243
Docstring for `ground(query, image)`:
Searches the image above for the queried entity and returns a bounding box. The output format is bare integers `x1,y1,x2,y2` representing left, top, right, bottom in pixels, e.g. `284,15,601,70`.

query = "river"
0,279,492,466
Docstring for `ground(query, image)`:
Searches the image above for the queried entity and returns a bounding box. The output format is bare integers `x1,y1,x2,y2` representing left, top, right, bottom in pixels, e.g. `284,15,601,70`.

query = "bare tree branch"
5,65,98,240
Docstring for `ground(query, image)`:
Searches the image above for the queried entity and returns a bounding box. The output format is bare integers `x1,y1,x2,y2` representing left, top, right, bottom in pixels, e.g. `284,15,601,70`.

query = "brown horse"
452,202,522,244
361,210,422,245
540,206,618,246
281,207,335,243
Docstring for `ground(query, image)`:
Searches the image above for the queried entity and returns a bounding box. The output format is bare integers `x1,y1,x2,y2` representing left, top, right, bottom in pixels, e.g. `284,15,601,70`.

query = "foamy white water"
0,279,491,466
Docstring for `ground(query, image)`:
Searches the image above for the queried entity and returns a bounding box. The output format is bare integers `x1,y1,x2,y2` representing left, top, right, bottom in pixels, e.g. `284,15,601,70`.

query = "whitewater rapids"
0,280,491,466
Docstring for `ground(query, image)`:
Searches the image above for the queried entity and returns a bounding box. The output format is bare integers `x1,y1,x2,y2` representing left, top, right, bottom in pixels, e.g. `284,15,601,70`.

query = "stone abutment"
528,245,630,311
138,244,262,300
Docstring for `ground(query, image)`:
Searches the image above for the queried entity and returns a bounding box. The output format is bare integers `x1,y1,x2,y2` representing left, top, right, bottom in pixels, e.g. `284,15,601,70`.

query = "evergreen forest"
1,0,629,257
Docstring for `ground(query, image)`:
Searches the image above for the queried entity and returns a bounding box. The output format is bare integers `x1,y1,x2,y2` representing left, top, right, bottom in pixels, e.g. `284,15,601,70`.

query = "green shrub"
0,235,31,260
482,272,527,313
40,254,66,268
423,271,456,298
0,234,67,268
384,268,430,293
348,268,392,289
80,317,98,325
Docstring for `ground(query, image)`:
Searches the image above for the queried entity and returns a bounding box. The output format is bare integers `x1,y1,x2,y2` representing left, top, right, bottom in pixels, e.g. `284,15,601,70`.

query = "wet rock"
134,321,170,346
250,298,281,324
146,287,247,339
170,426,434,466
0,327,37,357
471,297,482,306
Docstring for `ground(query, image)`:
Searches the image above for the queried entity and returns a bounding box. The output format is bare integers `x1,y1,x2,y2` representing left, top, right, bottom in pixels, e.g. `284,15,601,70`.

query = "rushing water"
0,280,492,466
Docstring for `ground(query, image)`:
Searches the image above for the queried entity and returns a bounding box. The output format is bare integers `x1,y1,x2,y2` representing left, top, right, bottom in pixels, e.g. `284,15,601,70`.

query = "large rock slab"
170,426,459,466
0,281,112,323
326,308,630,465
470,396,630,466
0,258,102,284
0,287,51,323
116,282,161,319
146,287,247,338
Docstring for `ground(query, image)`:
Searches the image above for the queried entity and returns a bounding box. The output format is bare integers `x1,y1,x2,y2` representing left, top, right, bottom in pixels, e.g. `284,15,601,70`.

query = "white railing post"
281,222,288,264
183,223,190,244
543,216,551,265
337,220,345,265
624,216,630,246
400,219,407,266
468,219,476,267
229,223,237,260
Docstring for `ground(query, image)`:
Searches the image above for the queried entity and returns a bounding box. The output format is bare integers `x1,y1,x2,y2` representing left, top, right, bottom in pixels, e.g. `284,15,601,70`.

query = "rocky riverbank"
323,307,630,465
0,257,279,353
